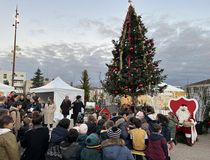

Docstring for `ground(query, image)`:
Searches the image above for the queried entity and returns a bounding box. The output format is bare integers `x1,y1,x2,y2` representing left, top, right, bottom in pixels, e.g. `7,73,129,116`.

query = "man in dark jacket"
71,95,84,125
60,96,71,118
22,94,31,112
21,112,49,160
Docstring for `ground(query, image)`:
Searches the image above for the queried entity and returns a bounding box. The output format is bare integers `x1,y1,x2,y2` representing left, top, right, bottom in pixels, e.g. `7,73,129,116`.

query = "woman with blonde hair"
44,97,56,129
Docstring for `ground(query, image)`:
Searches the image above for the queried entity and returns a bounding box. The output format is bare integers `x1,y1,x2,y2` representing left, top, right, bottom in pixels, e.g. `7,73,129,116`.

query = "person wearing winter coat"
80,133,102,160
100,120,114,141
101,126,134,160
22,94,31,112
145,123,169,160
71,95,84,125
0,115,20,160
167,112,178,142
9,101,22,134
44,97,56,129
129,117,148,160
86,115,97,135
77,123,88,148
60,129,81,160
17,116,31,142
21,112,49,160
0,96,7,109
29,96,42,112
0,108,9,117
115,109,130,147
60,96,71,118
50,118,70,145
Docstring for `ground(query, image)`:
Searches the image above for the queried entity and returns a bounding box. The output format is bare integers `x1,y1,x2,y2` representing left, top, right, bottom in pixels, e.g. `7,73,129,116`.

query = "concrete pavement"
170,133,210,160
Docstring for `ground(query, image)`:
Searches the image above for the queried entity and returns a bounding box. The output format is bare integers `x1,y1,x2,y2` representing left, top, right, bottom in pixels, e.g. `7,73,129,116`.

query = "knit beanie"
107,127,121,139
85,133,100,146
79,123,88,134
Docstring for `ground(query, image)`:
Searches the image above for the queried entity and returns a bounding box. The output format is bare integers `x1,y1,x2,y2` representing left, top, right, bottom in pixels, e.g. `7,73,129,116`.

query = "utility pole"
11,6,19,86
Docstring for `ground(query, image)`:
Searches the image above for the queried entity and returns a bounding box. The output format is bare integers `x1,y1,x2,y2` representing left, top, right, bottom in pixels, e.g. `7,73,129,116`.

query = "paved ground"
170,133,210,160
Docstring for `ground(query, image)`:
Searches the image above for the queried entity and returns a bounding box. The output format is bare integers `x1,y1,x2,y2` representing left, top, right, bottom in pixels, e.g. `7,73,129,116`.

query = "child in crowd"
102,126,134,160
77,123,88,148
145,123,168,160
168,112,178,144
100,120,114,141
60,129,81,160
86,115,97,135
17,116,31,142
129,117,148,160
80,133,102,160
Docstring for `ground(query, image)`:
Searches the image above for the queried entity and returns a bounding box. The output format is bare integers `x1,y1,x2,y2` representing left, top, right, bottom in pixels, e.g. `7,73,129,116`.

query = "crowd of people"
0,91,179,160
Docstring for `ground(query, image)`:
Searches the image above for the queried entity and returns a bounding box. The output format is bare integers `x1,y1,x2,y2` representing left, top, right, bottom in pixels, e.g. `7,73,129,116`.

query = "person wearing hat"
77,123,88,148
71,95,85,126
80,133,102,160
101,127,134,160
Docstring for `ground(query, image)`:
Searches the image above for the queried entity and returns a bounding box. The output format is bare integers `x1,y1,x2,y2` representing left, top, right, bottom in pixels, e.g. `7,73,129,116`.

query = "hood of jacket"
9,106,18,111
102,139,126,160
101,138,125,148
0,128,11,135
115,118,125,127
149,133,164,141
50,126,69,144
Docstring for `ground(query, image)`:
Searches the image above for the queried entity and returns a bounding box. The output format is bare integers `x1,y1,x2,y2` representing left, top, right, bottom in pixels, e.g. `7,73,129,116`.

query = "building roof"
186,79,210,87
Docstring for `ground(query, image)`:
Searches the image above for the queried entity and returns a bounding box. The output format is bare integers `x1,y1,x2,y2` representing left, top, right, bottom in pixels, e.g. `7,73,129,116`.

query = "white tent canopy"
159,83,185,92
30,77,84,120
0,83,15,96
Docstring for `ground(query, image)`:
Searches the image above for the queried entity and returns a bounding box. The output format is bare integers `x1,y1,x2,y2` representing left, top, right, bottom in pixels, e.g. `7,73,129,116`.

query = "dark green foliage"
31,68,44,88
103,5,166,97
80,69,90,103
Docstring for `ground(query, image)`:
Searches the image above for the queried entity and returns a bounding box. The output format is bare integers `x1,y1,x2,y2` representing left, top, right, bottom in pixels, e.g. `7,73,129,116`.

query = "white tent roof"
159,83,185,92
30,77,83,93
0,83,15,94
30,77,84,121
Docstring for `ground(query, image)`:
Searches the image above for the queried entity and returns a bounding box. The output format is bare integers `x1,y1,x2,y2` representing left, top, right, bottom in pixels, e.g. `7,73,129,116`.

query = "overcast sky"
0,0,210,87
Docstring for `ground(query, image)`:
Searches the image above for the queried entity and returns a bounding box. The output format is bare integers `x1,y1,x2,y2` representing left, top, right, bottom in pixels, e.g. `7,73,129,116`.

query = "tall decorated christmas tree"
103,3,166,103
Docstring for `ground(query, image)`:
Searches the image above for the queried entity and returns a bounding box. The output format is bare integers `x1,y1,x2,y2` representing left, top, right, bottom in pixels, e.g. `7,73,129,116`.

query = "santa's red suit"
169,97,198,146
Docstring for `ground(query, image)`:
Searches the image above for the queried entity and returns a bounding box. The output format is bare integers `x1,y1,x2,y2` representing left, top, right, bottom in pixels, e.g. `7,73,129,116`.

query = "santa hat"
79,124,88,134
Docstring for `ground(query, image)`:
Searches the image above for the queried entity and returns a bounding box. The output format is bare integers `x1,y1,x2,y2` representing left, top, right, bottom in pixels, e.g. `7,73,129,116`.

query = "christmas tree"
103,3,166,102
31,68,44,88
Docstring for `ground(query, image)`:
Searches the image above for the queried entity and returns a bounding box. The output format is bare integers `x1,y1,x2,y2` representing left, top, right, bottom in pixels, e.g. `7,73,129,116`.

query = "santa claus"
176,105,191,124
169,97,198,146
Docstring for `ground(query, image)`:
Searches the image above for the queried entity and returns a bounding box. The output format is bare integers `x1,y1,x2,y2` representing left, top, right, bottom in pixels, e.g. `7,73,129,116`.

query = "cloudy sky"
0,0,210,87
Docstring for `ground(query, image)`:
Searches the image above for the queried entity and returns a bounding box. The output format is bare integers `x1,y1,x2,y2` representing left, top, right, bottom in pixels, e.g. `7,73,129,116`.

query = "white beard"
176,106,191,124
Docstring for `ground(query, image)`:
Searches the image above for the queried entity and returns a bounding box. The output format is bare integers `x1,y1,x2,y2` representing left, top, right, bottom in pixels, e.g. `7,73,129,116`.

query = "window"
3,74,7,79
20,75,24,77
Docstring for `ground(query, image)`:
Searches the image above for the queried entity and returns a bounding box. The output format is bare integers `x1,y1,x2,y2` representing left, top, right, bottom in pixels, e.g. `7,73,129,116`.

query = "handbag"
45,144,62,160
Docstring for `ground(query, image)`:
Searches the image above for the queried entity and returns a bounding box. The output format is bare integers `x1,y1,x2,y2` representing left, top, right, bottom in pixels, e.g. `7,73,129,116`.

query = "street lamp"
11,6,19,86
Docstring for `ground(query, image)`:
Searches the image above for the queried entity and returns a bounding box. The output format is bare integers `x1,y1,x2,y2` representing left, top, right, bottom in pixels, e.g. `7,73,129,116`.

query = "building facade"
185,79,210,121
0,70,26,94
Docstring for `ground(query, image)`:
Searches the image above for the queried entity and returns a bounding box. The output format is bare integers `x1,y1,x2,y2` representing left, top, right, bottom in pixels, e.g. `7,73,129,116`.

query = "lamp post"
11,6,19,86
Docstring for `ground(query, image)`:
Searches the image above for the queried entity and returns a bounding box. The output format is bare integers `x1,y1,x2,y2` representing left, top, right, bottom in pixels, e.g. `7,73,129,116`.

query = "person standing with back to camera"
71,95,85,126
